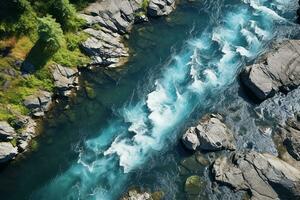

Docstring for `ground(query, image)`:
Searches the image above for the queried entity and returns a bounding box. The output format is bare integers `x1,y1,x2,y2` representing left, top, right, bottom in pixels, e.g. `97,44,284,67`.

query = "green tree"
51,0,84,31
37,15,65,52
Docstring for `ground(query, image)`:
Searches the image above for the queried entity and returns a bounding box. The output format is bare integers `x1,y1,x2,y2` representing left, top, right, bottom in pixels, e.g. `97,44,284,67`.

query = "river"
0,0,299,199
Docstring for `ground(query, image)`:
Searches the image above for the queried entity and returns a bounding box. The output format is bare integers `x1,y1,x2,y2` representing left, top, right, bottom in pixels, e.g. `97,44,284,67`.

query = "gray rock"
80,0,175,68
241,40,300,101
213,152,300,200
0,121,16,141
182,114,236,151
182,127,200,150
24,91,52,117
281,118,300,161
81,28,129,67
0,142,18,163
18,140,28,152
148,0,175,17
52,64,79,96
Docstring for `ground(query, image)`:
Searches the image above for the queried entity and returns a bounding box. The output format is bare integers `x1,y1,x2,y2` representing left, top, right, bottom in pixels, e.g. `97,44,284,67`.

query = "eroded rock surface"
213,152,300,200
182,114,236,151
241,40,300,100
52,64,79,96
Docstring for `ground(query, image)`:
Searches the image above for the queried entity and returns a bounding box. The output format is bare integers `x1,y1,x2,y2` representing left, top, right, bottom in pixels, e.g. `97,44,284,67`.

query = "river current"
0,0,299,199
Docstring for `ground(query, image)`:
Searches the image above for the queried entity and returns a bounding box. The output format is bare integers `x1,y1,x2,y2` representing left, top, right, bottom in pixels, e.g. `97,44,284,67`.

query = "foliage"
142,0,150,11
37,16,65,53
50,0,85,31
0,0,93,121
0,0,37,37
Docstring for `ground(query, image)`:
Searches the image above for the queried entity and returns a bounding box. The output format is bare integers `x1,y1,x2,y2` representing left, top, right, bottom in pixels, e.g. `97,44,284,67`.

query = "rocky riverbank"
0,0,176,165
179,38,300,200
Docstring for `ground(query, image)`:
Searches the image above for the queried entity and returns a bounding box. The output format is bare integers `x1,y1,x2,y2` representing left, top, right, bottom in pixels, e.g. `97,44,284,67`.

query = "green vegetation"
0,0,92,121
141,0,150,12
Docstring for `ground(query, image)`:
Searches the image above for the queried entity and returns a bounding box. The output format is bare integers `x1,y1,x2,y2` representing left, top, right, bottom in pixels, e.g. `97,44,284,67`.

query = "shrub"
37,15,65,53
50,0,85,31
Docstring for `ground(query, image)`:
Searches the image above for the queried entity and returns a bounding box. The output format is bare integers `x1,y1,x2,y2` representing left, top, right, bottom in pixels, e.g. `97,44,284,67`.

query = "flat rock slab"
213,152,300,200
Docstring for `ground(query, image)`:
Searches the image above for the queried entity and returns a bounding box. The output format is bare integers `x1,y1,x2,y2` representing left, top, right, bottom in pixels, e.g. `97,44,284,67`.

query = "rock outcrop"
182,114,236,151
148,0,176,17
0,121,16,141
52,64,79,97
212,152,300,200
80,0,176,68
241,40,300,101
279,116,300,161
23,90,52,117
0,142,18,163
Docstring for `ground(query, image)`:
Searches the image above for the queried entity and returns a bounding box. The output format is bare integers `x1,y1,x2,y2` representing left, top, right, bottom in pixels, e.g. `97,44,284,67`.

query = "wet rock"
52,64,79,96
241,40,300,101
182,127,200,150
121,188,163,200
0,121,16,141
182,114,236,151
180,154,203,172
148,0,176,17
0,142,18,163
24,91,52,117
212,152,300,200
281,118,300,161
185,175,203,195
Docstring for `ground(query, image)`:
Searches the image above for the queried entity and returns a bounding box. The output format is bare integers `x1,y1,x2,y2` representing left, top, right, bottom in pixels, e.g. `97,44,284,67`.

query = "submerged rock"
0,121,16,141
241,40,300,101
121,188,164,200
185,175,203,195
0,142,18,163
182,114,236,151
212,152,300,200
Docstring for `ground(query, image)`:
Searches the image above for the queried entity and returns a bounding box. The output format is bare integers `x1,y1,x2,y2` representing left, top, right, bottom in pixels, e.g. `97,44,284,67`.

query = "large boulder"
241,40,300,101
0,121,16,141
0,142,18,163
23,91,52,117
212,152,300,200
147,0,176,17
182,114,236,151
